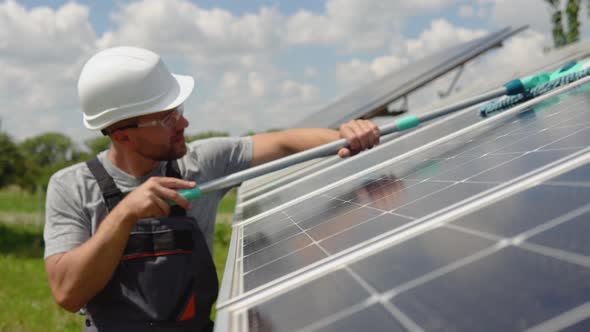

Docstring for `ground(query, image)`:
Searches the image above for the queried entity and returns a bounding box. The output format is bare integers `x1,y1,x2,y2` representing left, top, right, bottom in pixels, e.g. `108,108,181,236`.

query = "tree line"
0,130,231,192
545,0,588,48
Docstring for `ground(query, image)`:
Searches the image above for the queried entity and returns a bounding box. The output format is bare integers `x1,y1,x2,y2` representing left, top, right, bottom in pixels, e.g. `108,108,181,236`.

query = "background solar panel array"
217,79,590,331
294,27,525,129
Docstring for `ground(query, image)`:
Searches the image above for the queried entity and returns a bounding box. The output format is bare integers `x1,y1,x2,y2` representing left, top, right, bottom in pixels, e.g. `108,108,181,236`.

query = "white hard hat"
78,46,194,130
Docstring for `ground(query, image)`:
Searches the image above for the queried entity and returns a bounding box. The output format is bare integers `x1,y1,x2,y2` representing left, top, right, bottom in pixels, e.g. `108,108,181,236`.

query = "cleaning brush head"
480,62,590,117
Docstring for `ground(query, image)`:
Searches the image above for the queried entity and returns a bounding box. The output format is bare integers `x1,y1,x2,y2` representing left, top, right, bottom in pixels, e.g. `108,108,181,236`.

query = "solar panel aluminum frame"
295,25,528,129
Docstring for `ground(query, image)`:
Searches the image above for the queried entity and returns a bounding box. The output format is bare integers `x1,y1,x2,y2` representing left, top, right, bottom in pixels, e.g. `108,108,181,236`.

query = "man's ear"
110,130,136,149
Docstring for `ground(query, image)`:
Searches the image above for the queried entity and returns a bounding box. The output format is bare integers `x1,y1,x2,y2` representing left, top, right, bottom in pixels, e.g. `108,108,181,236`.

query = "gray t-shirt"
43,137,252,259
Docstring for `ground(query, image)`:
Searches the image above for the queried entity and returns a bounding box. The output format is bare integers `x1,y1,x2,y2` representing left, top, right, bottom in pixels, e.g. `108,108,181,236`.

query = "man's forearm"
45,206,136,312
279,128,340,153
251,128,340,166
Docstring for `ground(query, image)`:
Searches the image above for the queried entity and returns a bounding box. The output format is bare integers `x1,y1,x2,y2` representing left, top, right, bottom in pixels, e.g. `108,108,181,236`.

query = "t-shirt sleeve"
43,172,91,259
187,136,253,180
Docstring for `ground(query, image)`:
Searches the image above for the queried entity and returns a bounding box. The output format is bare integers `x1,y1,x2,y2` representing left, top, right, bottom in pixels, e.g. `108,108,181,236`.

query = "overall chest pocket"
90,217,199,323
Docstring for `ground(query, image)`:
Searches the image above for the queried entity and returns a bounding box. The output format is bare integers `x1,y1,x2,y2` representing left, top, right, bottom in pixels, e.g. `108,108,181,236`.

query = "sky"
2,0,590,147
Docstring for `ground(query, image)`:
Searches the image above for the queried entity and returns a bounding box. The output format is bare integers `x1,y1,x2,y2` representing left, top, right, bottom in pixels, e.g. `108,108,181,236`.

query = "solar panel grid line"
296,297,379,332
234,75,590,228
218,148,590,312
491,125,590,155
523,301,590,332
381,302,426,332
342,266,426,332
380,242,505,300
444,223,514,242
518,242,590,271
510,203,590,243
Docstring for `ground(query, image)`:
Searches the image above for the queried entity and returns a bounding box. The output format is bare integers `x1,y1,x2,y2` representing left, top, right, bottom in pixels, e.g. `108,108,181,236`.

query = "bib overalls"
83,158,218,332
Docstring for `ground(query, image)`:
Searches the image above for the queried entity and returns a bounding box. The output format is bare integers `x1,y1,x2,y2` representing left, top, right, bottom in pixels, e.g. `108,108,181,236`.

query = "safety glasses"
107,105,184,134
135,104,184,130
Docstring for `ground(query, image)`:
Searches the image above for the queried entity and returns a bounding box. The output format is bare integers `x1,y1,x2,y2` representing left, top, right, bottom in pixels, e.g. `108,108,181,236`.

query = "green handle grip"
168,186,202,206
520,73,551,90
395,115,420,131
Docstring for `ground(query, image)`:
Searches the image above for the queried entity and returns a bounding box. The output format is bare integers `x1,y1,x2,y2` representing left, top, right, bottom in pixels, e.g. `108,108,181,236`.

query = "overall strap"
165,160,188,217
86,158,186,216
86,157,124,212
165,159,182,178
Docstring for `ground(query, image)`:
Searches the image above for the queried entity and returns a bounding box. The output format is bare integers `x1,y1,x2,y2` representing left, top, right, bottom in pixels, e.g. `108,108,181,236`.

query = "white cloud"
286,0,458,52
334,19,485,91
197,77,320,133
1,0,562,145
335,59,374,90
458,5,474,17
0,0,97,142
98,0,284,74
304,67,318,78
489,0,553,36
248,72,267,97
405,19,487,58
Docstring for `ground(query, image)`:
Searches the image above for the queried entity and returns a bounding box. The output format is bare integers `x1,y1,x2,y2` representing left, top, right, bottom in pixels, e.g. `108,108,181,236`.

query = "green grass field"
0,189,234,331
0,188,45,213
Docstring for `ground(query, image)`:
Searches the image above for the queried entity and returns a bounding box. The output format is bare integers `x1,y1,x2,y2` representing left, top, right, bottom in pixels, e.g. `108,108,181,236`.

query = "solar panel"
215,72,590,331
237,100,491,220
239,36,590,204
294,26,526,129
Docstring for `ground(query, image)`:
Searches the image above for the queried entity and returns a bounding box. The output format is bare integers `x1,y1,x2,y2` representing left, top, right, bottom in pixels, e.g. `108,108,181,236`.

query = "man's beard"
136,137,187,161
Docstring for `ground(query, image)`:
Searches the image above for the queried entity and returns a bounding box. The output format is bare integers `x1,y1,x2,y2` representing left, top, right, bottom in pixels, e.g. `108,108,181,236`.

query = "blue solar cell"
244,244,327,291
318,304,408,332
351,227,495,292
548,162,590,183
392,247,590,331
528,209,590,257
319,213,414,254
452,184,590,237
248,270,371,331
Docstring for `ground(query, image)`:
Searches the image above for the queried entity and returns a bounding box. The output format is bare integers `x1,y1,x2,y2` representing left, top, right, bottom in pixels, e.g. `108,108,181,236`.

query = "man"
44,46,380,331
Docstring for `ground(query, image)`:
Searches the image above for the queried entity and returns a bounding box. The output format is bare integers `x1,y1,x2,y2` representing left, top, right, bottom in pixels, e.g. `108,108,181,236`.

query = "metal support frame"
439,64,465,98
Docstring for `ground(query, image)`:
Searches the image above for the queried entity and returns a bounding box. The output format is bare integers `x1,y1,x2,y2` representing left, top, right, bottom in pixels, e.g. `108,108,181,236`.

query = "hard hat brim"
168,73,195,111
82,73,194,130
